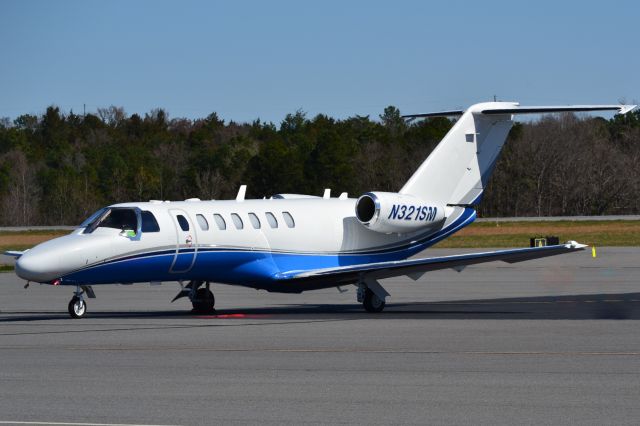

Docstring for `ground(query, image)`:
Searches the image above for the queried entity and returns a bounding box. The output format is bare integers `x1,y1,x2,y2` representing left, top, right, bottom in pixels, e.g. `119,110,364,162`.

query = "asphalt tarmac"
0,247,638,426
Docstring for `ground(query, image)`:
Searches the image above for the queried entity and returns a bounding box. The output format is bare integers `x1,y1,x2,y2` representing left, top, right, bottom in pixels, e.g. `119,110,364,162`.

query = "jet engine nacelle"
355,192,446,234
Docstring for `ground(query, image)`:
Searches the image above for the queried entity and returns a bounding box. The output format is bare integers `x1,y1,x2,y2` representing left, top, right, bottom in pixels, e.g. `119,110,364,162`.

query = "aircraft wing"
274,242,587,286
4,250,26,258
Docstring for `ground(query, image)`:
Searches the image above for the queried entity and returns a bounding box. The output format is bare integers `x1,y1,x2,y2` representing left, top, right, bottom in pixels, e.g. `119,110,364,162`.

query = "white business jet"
7,102,637,318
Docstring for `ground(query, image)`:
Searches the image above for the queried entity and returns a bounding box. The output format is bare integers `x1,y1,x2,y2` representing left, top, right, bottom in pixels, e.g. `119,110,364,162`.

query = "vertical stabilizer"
400,102,635,206
400,102,515,205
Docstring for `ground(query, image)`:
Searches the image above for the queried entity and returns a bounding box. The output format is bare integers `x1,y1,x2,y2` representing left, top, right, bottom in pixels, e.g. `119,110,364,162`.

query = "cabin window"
141,211,160,232
231,213,244,229
282,211,295,228
248,212,261,229
177,215,189,231
213,214,226,230
196,214,209,231
265,212,278,228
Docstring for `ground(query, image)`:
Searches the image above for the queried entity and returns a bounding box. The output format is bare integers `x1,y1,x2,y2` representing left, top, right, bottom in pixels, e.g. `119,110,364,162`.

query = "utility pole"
83,103,86,117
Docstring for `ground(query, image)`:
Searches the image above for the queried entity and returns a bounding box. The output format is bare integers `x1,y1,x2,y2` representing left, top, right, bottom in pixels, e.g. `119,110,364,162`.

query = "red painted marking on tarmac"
195,314,272,319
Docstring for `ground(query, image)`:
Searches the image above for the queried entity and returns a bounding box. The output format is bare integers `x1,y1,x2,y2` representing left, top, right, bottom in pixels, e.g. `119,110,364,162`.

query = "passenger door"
168,209,197,274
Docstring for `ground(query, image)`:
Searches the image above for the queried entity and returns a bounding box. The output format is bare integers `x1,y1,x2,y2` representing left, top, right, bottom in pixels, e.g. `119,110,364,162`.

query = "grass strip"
434,220,640,248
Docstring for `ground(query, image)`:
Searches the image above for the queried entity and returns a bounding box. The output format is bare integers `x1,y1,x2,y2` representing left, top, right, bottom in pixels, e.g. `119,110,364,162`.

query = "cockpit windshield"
79,208,108,228
82,208,139,234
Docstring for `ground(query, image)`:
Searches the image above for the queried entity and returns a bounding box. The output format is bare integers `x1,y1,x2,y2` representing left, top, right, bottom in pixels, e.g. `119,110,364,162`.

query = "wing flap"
274,242,587,286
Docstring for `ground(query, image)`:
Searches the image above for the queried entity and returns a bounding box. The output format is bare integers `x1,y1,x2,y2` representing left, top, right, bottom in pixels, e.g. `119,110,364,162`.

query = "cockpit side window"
99,209,138,230
141,211,160,232
83,208,139,234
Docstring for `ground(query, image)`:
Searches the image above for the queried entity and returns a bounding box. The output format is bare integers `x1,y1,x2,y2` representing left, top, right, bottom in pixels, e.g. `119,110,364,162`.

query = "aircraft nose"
15,250,61,283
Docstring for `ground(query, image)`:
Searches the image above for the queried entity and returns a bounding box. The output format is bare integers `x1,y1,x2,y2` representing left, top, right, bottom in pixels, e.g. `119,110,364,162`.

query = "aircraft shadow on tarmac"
1,292,640,322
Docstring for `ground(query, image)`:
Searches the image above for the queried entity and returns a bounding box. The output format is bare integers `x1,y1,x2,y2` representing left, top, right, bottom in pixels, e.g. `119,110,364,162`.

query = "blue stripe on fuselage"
60,208,476,289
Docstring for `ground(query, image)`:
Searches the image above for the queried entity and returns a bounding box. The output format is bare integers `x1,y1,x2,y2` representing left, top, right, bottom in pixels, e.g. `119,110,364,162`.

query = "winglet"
564,240,588,249
236,185,247,202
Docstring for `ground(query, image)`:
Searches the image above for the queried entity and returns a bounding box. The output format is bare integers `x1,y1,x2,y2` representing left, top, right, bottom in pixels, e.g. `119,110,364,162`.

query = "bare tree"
97,106,126,127
195,168,224,200
1,151,40,225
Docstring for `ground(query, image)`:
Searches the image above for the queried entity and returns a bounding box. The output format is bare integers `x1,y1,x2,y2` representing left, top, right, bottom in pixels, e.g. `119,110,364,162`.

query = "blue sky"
1,0,638,124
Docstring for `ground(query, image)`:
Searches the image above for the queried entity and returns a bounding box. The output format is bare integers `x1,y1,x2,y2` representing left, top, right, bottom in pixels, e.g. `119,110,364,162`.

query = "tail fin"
400,102,636,206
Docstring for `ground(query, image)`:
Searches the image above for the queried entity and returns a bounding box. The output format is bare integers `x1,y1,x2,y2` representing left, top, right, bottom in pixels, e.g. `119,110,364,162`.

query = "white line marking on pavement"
0,421,182,426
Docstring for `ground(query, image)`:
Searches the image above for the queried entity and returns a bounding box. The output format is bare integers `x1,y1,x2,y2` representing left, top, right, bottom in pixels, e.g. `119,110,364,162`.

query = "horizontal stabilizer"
402,110,464,120
481,104,637,116
402,104,636,121
274,242,587,286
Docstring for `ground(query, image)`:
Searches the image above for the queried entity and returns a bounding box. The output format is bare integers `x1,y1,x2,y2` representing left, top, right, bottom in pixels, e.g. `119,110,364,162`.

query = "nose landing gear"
67,285,95,318
68,296,86,318
68,285,86,318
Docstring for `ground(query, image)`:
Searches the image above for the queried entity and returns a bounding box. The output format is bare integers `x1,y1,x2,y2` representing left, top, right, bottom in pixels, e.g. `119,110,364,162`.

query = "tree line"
0,105,638,225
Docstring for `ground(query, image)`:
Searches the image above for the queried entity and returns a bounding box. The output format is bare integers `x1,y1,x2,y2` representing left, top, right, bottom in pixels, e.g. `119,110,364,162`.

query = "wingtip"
619,105,638,115
564,240,588,249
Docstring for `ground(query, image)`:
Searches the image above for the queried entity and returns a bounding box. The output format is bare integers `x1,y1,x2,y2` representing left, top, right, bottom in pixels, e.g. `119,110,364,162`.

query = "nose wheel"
67,285,92,318
68,296,87,318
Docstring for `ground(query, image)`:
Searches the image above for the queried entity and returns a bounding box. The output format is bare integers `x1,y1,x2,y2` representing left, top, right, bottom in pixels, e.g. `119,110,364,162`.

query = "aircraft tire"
192,288,215,314
363,288,385,313
68,296,87,319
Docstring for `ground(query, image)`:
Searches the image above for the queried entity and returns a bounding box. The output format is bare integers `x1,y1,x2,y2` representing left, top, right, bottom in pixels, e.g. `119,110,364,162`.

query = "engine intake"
355,192,446,234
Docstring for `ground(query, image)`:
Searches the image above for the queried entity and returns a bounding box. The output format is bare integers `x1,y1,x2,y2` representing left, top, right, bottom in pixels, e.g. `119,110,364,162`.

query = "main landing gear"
67,285,95,319
192,286,215,314
172,280,216,314
357,280,390,313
